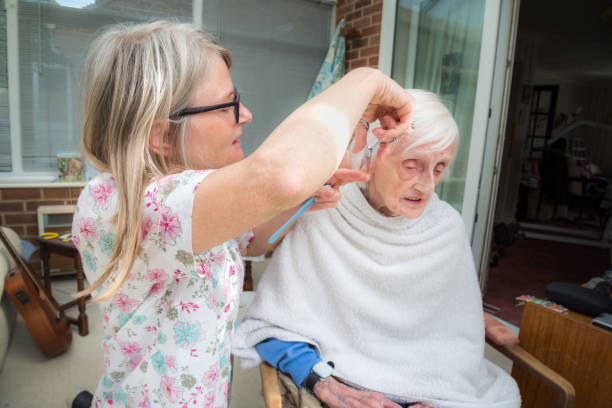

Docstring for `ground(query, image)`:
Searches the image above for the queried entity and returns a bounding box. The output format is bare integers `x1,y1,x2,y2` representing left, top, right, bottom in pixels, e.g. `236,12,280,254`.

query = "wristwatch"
303,361,335,392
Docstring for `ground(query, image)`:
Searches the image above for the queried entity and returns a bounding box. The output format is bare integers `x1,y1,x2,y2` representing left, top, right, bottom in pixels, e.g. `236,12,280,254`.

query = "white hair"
352,89,459,170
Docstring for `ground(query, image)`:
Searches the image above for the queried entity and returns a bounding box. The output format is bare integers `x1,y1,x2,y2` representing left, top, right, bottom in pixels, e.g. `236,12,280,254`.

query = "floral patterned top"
72,170,253,408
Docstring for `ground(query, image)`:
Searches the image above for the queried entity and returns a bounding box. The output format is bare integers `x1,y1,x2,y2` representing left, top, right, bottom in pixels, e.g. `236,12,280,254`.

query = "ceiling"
518,0,612,84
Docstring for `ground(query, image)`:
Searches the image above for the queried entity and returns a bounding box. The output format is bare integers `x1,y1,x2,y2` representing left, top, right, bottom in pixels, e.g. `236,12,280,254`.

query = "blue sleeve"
255,338,322,388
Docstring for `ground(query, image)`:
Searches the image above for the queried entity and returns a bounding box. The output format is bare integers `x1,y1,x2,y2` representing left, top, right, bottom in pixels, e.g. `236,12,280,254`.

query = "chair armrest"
260,362,283,408
486,339,575,408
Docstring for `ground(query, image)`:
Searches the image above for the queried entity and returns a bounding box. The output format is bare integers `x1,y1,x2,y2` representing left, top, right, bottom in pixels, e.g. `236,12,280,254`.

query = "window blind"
16,0,192,172
7,0,332,174
0,0,10,172
202,0,332,155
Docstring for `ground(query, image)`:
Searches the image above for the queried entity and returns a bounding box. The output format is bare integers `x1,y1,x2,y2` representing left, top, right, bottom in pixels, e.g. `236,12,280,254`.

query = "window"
202,0,332,155
1,0,332,180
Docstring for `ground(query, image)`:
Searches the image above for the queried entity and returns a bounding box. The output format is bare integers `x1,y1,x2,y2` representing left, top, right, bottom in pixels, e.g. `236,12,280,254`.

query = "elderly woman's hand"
313,376,402,408
352,80,415,154
309,168,369,211
484,312,519,346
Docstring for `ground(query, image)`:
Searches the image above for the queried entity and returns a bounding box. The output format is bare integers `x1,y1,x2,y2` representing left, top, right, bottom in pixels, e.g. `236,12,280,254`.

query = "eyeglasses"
171,86,240,122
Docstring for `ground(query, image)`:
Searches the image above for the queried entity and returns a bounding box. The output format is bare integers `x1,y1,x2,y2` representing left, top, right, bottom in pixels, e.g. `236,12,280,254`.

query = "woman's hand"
352,78,415,154
245,168,368,256
313,377,402,408
309,169,369,211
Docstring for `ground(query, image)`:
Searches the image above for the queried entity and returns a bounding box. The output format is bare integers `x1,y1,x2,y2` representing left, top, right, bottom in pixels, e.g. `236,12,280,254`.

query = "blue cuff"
255,338,322,388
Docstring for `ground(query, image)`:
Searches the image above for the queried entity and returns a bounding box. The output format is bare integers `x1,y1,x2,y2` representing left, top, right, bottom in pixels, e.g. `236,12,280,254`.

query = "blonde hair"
77,20,231,301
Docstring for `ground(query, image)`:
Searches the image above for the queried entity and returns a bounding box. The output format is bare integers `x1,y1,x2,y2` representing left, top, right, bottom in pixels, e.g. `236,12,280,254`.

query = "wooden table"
35,237,89,336
513,302,612,407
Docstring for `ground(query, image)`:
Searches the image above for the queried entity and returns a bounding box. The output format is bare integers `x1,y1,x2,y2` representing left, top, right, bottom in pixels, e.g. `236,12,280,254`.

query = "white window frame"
0,0,207,186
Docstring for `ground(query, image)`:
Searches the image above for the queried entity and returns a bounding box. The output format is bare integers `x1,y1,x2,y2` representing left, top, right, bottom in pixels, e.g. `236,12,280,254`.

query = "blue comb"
268,184,330,244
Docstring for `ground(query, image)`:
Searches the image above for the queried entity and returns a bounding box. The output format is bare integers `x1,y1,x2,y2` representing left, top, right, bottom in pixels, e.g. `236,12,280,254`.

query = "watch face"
313,362,334,379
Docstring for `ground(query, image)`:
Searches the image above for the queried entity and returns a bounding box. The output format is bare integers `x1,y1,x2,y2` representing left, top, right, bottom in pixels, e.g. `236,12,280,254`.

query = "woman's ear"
148,119,171,156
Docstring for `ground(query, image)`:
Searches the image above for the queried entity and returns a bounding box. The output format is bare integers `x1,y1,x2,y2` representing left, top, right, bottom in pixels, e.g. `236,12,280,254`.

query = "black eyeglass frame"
171,86,240,122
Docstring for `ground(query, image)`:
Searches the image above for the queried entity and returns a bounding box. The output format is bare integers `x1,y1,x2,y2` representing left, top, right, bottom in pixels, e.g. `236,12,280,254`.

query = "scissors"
360,137,398,173
268,122,402,244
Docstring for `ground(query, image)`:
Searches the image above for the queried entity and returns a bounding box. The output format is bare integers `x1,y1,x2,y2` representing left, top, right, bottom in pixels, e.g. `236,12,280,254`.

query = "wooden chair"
257,321,576,408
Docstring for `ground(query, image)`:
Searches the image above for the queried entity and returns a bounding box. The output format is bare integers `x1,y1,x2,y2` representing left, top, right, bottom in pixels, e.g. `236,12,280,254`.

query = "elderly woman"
232,89,520,408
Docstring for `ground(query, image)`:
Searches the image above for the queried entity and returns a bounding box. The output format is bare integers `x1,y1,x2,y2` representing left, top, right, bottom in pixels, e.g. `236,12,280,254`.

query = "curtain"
308,19,345,99
392,0,486,211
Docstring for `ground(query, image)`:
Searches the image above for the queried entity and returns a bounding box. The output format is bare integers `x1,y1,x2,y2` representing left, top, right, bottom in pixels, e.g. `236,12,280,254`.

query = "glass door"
383,0,506,268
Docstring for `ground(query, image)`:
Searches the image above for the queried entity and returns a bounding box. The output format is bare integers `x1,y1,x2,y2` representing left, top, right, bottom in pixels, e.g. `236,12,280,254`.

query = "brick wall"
336,0,383,71
0,187,82,239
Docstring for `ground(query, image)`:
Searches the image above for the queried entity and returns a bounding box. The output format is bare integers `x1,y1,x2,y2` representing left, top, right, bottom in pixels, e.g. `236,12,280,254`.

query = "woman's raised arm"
192,68,413,253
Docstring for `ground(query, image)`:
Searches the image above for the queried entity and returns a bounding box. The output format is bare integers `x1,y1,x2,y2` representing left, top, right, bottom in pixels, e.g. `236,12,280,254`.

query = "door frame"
471,0,521,287
379,0,519,283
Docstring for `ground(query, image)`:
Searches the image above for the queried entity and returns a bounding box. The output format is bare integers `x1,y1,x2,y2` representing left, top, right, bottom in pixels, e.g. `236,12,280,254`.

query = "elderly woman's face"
367,143,455,218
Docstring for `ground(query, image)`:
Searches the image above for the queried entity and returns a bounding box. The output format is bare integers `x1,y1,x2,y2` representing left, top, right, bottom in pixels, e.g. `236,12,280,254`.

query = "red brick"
371,12,382,24
42,187,81,200
351,58,369,69
346,10,362,21
337,4,353,18
1,188,41,200
360,45,379,57
346,49,359,60
362,25,381,37
370,35,381,46
350,37,368,48
355,0,372,9
337,0,347,6
4,213,37,225
26,200,65,211
26,225,39,237
0,201,24,212
8,225,25,236
353,16,371,29
364,3,383,16
368,56,379,67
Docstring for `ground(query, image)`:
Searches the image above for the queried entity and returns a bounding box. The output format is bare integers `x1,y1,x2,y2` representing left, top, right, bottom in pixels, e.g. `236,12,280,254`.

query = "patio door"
379,0,519,283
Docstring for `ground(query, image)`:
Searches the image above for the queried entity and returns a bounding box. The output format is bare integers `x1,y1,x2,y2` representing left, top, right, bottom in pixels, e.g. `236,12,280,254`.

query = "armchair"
0,227,21,372
257,314,575,408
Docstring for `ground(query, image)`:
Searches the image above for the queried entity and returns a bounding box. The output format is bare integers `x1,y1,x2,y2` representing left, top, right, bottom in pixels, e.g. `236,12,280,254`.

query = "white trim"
472,0,520,283
518,222,601,239
378,0,397,75
0,179,86,188
330,1,336,34
523,231,611,249
192,0,203,27
460,0,502,240
6,0,22,174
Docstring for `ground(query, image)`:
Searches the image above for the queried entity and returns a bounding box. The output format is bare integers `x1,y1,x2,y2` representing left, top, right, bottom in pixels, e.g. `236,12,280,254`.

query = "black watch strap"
303,361,335,392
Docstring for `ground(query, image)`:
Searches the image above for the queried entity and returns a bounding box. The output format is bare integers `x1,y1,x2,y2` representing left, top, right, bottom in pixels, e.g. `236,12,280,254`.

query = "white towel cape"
233,183,519,408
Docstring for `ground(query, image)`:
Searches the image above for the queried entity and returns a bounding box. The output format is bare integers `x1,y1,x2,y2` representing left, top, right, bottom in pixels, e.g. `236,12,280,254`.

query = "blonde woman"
71,21,413,408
